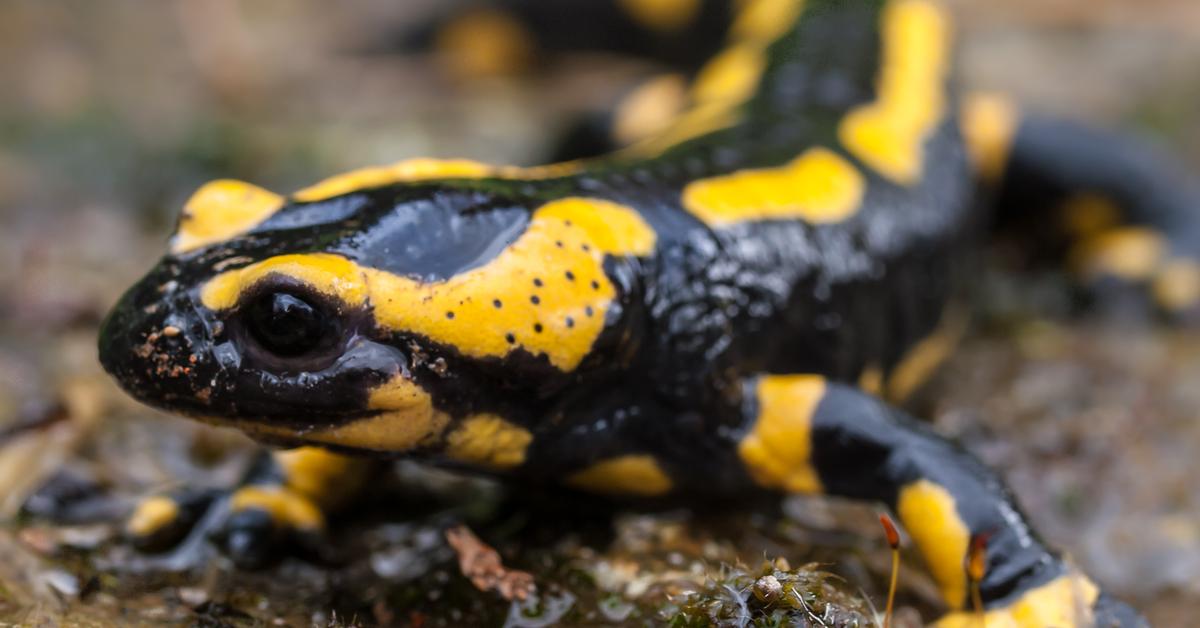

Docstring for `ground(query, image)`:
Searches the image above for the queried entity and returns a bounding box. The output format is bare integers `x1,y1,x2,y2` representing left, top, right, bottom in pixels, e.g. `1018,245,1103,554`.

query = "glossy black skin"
96,0,1184,622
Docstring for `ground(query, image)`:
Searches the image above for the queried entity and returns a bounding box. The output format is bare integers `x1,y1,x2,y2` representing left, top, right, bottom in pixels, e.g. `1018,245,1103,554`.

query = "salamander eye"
245,292,331,357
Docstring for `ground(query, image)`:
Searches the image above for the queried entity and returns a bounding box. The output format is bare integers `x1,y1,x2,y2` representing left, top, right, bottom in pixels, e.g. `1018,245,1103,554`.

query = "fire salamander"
97,0,1198,625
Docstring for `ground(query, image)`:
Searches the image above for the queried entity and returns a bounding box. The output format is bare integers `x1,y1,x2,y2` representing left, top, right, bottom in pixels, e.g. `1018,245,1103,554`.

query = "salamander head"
99,175,655,452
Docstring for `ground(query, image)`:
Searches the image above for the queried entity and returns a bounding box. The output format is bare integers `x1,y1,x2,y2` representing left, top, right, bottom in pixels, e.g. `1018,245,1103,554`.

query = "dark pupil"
247,292,327,356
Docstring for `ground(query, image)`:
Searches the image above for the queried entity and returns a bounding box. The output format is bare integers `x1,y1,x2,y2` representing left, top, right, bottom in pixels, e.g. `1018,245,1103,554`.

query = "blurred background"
1,0,1199,625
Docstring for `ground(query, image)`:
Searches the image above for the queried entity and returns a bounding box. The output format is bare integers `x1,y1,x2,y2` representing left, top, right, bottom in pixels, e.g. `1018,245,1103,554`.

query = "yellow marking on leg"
1059,194,1122,238
200,198,654,371
839,0,951,185
961,92,1019,183
126,496,180,538
171,180,284,254
682,148,865,227
897,479,969,610
934,571,1100,628
1070,226,1165,282
737,374,825,494
445,414,533,470
612,74,689,147
618,0,701,32
230,485,324,532
435,8,534,79
1154,259,1200,312
887,307,966,403
566,454,673,497
274,447,370,509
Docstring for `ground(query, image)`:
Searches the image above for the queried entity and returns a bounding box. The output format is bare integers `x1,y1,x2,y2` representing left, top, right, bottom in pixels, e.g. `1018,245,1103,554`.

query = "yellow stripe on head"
199,198,655,372
291,158,584,204
897,479,969,609
200,253,368,312
737,374,825,494
367,197,656,371
172,180,285,254
682,147,865,227
566,454,673,496
839,0,952,185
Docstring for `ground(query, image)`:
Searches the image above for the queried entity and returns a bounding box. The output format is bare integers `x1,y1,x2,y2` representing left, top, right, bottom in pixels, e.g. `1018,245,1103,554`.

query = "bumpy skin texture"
95,0,1195,625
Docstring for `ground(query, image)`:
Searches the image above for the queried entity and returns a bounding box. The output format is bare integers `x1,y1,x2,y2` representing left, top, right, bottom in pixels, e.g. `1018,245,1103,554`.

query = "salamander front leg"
126,446,374,568
735,374,1144,627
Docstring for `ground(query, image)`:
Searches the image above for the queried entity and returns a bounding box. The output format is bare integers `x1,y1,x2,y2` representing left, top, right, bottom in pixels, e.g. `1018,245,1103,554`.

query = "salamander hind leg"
126,447,374,568
964,94,1200,321
734,374,1143,627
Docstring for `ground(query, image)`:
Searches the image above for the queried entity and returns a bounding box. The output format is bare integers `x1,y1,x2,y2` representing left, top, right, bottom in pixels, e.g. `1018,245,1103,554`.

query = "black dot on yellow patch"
531,295,541,305
446,311,455,319
534,323,544,334
493,299,503,308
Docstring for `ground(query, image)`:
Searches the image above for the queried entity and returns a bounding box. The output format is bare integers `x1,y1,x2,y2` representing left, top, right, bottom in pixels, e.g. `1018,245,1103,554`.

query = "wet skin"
99,0,1200,625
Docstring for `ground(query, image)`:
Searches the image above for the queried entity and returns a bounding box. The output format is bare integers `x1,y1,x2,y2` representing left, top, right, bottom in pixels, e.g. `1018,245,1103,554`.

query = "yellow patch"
839,0,951,184
435,8,534,79
690,43,767,108
1059,194,1121,238
199,197,654,371
1071,226,1165,281
200,253,368,311
618,0,701,32
737,374,825,494
367,197,656,370
897,479,970,610
858,363,884,397
1154,259,1200,312
293,158,493,203
566,454,674,497
230,485,324,532
961,92,1019,183
445,414,533,469
732,0,806,42
171,180,285,254
612,74,689,147
291,157,583,204
682,148,865,227
274,447,370,509
307,375,449,452
125,496,180,538
934,572,1100,628
886,307,967,403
